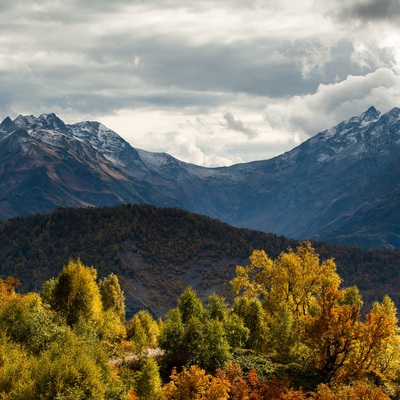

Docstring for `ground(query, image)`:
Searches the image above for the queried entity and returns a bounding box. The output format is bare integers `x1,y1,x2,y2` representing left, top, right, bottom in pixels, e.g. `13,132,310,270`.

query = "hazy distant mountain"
1,107,399,249
226,106,400,249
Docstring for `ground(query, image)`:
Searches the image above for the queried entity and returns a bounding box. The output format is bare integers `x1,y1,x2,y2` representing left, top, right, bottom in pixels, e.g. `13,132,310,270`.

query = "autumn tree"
0,313,126,399
354,295,398,379
311,380,390,400
42,259,103,328
304,286,398,383
231,242,341,320
0,276,20,300
0,335,33,398
0,292,63,355
163,365,230,400
231,242,341,357
127,310,160,353
100,273,125,321
216,362,250,400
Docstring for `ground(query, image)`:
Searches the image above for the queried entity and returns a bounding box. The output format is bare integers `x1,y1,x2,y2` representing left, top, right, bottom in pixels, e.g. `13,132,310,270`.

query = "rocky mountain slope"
229,106,400,249
1,107,399,249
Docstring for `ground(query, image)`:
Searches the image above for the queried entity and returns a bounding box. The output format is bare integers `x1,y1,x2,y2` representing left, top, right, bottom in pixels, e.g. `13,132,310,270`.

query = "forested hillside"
0,204,399,316
1,245,399,399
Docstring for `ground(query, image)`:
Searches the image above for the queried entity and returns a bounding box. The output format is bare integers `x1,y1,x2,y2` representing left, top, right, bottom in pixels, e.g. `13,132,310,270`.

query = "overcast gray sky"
1,0,399,166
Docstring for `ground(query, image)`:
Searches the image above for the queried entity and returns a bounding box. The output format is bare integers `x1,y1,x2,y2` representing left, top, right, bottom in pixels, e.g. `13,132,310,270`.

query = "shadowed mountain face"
1,107,400,249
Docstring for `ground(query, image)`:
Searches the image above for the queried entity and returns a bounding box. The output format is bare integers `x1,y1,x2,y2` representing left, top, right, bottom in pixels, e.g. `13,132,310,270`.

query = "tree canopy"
0,243,399,398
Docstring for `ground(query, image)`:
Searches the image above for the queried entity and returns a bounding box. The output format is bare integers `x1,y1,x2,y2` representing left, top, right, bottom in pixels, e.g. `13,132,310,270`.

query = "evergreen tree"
159,308,185,373
160,289,232,375
135,358,164,400
206,293,229,322
233,296,269,351
178,286,204,324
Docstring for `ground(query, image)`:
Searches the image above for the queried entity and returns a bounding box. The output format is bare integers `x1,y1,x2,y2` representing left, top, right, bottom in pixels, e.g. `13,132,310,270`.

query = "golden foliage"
45,259,104,327
232,242,341,320
304,287,398,382
163,365,230,400
311,380,390,400
0,276,20,300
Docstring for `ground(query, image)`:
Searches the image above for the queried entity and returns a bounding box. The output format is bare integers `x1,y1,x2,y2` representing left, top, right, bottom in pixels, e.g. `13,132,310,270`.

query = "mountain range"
1,106,400,249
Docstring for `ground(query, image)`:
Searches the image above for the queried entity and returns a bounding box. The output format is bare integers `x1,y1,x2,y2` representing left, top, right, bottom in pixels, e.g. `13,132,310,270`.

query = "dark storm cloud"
345,0,400,21
0,0,374,116
123,39,311,97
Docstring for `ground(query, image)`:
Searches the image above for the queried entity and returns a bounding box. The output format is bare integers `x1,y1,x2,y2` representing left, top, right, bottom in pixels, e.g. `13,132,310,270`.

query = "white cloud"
0,1,399,166
264,68,400,137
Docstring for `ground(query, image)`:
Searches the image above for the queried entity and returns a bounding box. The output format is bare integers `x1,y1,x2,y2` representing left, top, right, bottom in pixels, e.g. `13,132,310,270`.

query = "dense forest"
1,243,399,399
0,204,400,316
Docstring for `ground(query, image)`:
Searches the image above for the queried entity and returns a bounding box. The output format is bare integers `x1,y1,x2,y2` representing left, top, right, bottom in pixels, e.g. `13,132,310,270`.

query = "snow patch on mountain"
14,115,37,131
68,121,131,167
309,106,389,164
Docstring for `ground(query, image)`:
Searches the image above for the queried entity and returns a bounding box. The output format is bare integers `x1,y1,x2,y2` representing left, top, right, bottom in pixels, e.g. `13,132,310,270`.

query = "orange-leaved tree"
304,286,398,383
163,365,230,400
0,276,20,300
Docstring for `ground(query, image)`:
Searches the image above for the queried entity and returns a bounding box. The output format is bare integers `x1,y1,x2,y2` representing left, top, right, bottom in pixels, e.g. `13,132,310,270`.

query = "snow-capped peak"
0,117,16,136
37,113,68,131
13,114,37,130
12,113,68,133
304,106,400,164
67,120,135,167
68,121,128,153
359,106,381,125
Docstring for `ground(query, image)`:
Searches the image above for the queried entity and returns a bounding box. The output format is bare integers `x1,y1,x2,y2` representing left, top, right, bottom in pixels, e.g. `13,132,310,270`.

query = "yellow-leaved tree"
232,241,341,320
100,273,126,321
42,259,103,328
163,365,230,400
231,242,341,357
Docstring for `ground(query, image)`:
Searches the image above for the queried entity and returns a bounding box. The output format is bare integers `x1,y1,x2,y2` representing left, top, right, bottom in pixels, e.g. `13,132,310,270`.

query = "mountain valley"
1,107,400,249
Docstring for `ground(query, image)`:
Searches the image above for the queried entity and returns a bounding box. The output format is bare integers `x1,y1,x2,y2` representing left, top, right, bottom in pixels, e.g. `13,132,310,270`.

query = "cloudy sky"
1,0,400,166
